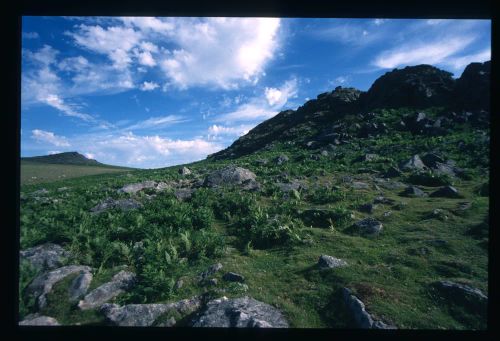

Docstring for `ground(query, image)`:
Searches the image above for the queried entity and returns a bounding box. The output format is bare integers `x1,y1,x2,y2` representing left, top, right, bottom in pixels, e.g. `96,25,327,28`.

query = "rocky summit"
19,61,489,329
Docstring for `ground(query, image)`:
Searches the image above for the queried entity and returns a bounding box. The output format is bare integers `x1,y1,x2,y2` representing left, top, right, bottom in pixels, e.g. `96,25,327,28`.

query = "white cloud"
48,150,62,155
42,94,96,122
125,115,187,130
139,81,159,91
373,19,386,26
23,44,59,66
159,17,281,89
84,152,95,159
31,129,71,147
373,35,476,69
58,56,90,72
23,31,39,39
207,124,255,137
264,78,298,107
444,49,491,71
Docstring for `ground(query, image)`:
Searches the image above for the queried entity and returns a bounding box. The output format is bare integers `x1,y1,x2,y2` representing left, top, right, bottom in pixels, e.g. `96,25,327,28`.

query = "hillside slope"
22,152,106,166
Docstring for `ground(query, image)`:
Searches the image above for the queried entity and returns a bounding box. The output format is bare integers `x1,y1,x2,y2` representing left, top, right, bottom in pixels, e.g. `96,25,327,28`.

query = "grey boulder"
342,288,396,329
179,167,192,175
78,270,136,310
353,218,383,235
429,186,462,198
191,296,289,328
90,198,143,214
204,166,258,189
118,181,157,194
400,185,427,197
19,314,60,326
20,243,71,272
399,155,427,171
318,255,348,269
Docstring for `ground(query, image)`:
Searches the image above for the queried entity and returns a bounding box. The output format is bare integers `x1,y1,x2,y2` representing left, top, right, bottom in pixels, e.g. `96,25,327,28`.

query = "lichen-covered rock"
118,181,157,194
90,198,143,214
20,243,71,272
191,296,289,328
351,181,370,190
101,296,202,326
78,271,136,310
318,255,348,269
204,166,258,189
178,167,192,175
19,314,60,326
27,265,92,310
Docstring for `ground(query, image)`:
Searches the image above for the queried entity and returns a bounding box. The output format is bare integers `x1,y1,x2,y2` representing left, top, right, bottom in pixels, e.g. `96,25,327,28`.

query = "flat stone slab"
191,296,289,328
27,265,92,310
101,296,202,326
318,255,348,269
19,314,60,326
20,243,71,272
78,270,136,310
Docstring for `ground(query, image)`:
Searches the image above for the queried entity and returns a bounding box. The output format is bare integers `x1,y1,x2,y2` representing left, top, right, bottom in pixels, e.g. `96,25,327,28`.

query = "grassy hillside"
21,161,135,185
18,107,489,328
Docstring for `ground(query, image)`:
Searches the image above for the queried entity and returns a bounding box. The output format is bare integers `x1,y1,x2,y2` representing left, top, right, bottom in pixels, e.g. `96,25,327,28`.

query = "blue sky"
21,17,491,169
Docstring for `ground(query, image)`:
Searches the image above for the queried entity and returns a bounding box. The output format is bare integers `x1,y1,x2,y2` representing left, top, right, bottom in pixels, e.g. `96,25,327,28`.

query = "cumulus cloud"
139,81,159,91
207,124,255,137
373,35,476,69
444,48,491,71
31,129,71,147
264,78,298,107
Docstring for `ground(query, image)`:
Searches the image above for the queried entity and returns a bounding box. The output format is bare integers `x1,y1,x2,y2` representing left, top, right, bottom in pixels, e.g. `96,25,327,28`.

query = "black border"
5,1,496,340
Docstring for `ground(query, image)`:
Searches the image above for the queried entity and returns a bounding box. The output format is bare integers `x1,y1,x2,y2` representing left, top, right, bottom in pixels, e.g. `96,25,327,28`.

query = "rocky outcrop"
178,167,192,175
190,296,289,328
453,61,490,111
342,287,396,329
20,243,71,272
318,255,348,269
432,281,487,314
174,188,195,201
90,198,143,214
399,155,427,171
78,271,136,310
68,271,93,303
27,265,92,310
101,296,202,326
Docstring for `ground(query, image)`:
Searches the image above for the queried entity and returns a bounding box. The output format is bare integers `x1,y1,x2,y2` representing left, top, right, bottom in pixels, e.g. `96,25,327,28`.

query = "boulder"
373,196,395,205
199,263,223,281
276,180,307,193
342,287,396,329
429,186,461,198
90,198,143,214
78,271,136,310
274,154,290,165
421,153,445,168
190,296,289,328
68,271,93,303
101,296,202,327
32,188,49,196
400,185,427,197
223,272,245,283
318,255,348,269
351,181,370,190
432,281,487,313
373,178,406,190
118,181,157,194
204,166,258,189
19,314,60,326
399,155,427,171
383,166,402,178
353,218,383,235
178,167,192,175
26,265,92,310
20,243,71,272
358,203,374,214
174,188,195,201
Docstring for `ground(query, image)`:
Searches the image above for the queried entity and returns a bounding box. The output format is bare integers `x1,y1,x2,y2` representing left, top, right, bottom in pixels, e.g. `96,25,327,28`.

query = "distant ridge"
22,151,106,166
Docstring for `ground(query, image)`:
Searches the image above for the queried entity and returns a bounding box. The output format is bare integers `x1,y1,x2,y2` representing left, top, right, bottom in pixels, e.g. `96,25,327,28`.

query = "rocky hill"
210,61,490,160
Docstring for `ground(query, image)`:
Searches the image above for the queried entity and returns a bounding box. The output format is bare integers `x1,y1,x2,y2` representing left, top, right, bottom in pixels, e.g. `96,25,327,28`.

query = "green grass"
19,107,489,328
21,161,135,185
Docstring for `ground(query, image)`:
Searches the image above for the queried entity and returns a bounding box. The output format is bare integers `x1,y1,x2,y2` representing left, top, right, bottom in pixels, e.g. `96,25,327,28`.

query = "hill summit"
21,151,103,166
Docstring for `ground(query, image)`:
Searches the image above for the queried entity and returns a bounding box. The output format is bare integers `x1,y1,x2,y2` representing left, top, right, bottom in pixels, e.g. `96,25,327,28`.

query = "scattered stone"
20,243,71,272
206,278,218,286
32,188,49,196
456,202,472,211
373,178,406,190
118,181,157,194
90,198,143,214
101,296,202,327
353,218,383,235
178,167,192,175
19,315,60,326
429,186,462,198
400,185,427,197
421,153,445,168
383,166,402,178
57,187,69,192
241,179,261,191
204,166,258,188
175,279,184,290
223,272,245,283
383,211,392,217
276,180,307,193
27,265,92,310
432,281,488,313
341,175,353,183
351,181,370,190
430,208,448,220
342,287,396,329
373,196,395,205
68,270,93,303
174,188,195,201
78,271,136,310
318,255,348,269
359,203,374,214
199,263,223,281
399,155,427,171
190,296,289,328
254,159,268,165
274,154,289,165
320,150,329,157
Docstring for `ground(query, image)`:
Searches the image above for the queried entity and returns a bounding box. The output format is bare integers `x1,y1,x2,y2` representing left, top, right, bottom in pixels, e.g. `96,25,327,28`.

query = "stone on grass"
223,272,245,283
358,203,374,214
27,265,92,310
19,315,60,326
118,181,157,194
174,188,195,201
399,155,427,171
351,181,370,190
433,281,487,314
20,243,71,272
68,271,93,303
342,287,396,329
190,296,288,328
199,263,223,281
274,154,289,165
90,198,143,214
204,166,258,189
429,186,461,198
178,167,192,175
400,185,427,197
353,218,383,235
78,271,136,310
318,255,348,269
